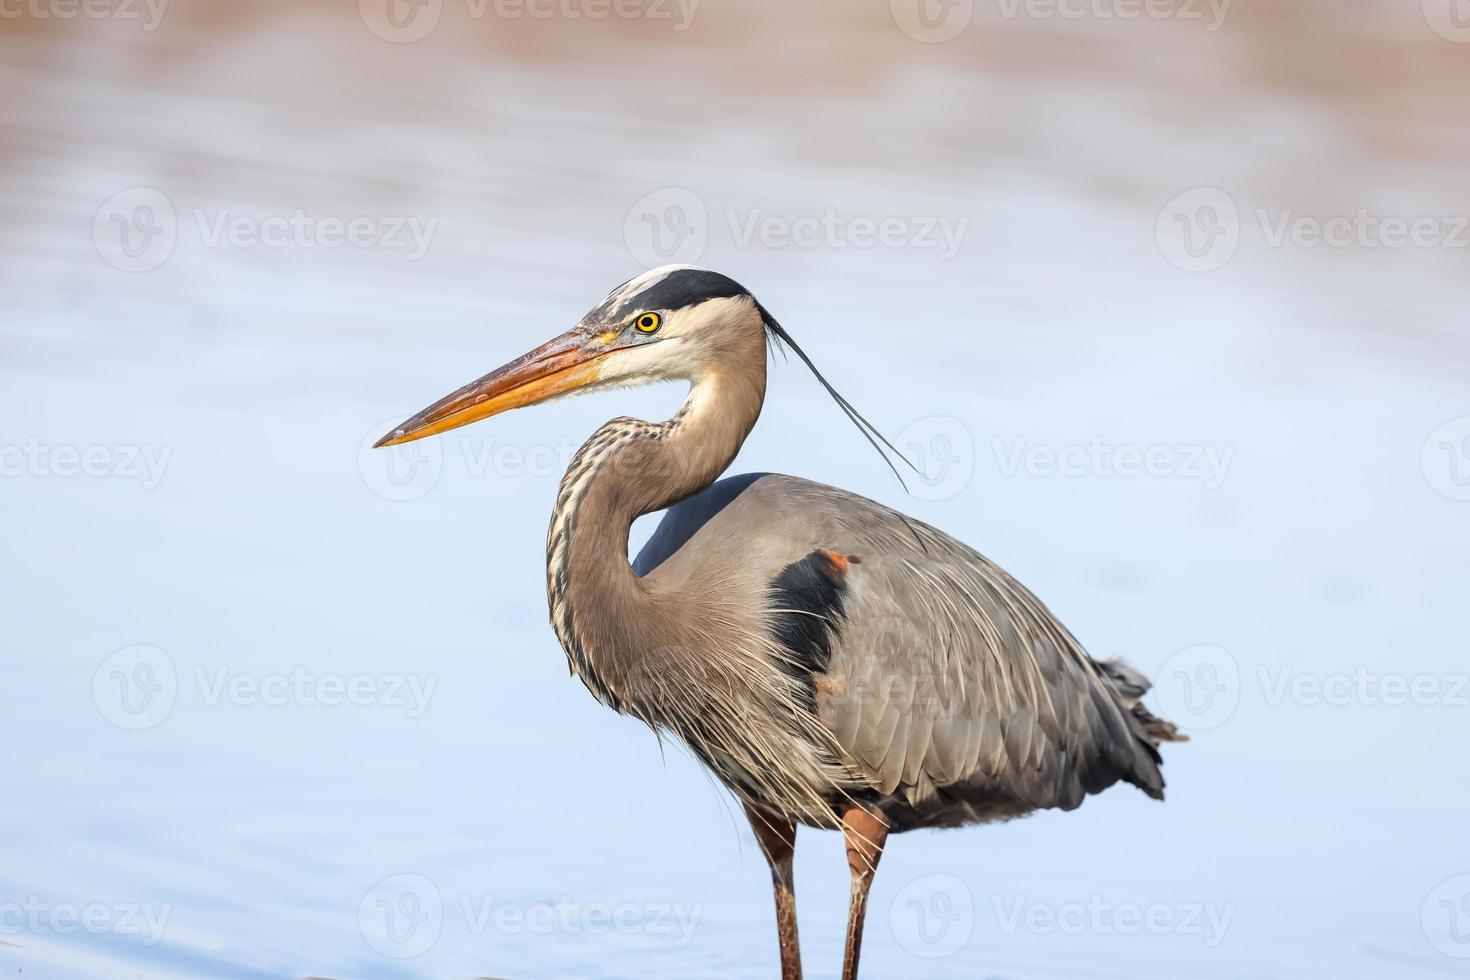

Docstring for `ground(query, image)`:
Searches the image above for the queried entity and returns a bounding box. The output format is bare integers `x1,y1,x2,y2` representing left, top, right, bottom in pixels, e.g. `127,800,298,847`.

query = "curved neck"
545,361,766,707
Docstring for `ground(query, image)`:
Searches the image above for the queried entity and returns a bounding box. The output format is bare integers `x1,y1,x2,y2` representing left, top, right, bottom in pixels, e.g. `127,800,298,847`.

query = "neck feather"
540,350,865,827
544,364,765,708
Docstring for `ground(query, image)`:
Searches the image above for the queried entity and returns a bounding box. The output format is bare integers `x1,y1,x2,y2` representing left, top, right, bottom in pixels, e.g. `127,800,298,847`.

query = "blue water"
3,5,1468,977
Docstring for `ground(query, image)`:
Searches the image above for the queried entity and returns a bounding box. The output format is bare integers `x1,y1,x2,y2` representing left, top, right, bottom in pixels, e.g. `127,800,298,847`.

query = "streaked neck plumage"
544,349,767,711
541,318,861,826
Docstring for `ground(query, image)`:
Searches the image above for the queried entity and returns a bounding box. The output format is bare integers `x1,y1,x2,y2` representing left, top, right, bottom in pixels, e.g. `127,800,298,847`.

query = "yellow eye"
634,312,662,334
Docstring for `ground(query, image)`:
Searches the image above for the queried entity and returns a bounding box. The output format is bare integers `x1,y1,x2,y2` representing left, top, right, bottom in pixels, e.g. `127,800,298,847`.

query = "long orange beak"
373,329,607,448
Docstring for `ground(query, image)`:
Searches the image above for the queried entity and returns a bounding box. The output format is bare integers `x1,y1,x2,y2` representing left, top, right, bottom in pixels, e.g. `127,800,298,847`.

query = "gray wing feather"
635,473,1183,829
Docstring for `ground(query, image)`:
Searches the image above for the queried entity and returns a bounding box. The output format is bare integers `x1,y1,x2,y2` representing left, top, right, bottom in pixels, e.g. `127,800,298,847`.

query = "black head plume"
757,301,921,492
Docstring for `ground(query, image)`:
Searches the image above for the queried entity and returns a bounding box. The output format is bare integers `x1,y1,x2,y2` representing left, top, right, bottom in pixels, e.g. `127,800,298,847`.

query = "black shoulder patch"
767,549,852,712
616,268,750,318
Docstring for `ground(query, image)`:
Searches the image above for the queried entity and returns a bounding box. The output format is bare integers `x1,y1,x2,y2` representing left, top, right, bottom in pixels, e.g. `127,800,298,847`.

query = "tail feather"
1132,703,1189,744
1096,657,1190,745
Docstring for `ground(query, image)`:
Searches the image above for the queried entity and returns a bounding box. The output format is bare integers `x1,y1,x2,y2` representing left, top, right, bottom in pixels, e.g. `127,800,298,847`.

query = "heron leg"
839,805,889,980
744,803,803,980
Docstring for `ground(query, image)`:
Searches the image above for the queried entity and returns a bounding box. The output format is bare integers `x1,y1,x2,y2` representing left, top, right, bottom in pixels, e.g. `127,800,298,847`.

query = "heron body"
377,265,1184,980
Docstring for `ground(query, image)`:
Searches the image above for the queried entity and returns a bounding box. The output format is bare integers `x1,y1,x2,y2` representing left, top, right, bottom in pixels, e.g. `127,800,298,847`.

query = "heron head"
374,265,769,448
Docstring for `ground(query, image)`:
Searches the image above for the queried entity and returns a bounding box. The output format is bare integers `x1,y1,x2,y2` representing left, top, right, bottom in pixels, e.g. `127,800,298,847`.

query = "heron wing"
634,473,1180,828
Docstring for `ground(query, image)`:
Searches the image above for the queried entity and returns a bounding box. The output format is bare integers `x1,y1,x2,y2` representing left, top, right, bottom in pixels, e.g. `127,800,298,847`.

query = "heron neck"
545,363,766,708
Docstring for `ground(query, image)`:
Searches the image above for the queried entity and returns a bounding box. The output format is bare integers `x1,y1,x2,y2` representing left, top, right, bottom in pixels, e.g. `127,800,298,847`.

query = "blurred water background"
2,0,1469,977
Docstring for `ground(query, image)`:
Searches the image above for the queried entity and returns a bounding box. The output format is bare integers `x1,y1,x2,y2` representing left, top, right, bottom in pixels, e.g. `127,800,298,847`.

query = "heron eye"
633,312,662,334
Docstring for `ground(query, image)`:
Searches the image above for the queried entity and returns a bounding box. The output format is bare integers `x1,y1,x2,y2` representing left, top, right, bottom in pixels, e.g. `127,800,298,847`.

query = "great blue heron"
375,266,1185,979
